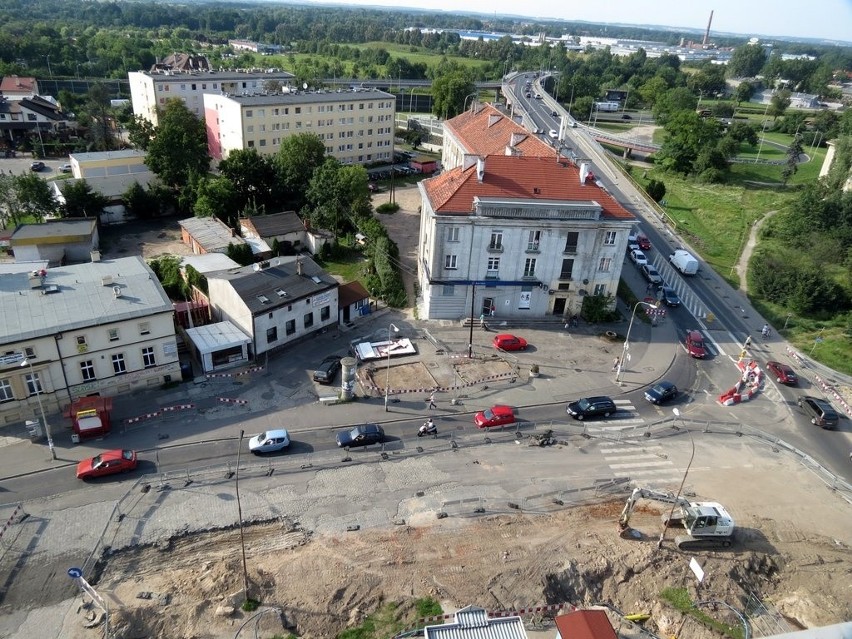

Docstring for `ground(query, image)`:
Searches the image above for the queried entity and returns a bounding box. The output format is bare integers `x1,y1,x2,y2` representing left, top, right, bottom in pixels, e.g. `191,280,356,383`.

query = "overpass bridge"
581,125,660,155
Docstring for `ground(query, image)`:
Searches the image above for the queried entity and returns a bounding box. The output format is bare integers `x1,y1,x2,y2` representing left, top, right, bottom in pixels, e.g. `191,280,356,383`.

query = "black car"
621,113,632,120
30,161,45,172
313,355,342,384
658,286,680,307
797,396,839,430
644,381,678,404
336,424,385,448
567,396,616,420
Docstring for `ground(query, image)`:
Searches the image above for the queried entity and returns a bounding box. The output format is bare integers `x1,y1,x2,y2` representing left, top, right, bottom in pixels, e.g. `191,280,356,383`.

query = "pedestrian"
612,357,620,372
490,304,496,317
427,391,436,410
744,335,752,348
479,312,485,326
646,282,654,294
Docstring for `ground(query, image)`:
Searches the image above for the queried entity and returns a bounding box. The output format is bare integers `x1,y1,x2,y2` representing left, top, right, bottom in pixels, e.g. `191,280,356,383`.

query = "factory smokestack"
703,10,714,46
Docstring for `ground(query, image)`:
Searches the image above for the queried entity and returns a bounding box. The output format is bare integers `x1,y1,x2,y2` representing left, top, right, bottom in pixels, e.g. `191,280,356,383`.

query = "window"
445,255,458,270
447,227,460,242
285,319,296,336
564,232,579,253
442,284,455,296
0,378,12,403
25,372,43,396
523,258,537,277
138,322,150,335
527,230,541,251
489,230,503,250
320,306,330,321
76,335,87,346
598,257,613,272
486,257,500,278
246,109,253,117
560,259,574,280
80,360,96,381
604,231,617,246
303,312,314,329
112,353,127,374
24,346,35,359
594,284,607,296
107,328,119,342
266,327,278,343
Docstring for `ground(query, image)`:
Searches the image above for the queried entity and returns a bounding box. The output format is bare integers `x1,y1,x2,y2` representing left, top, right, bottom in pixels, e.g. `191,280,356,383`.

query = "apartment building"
0,257,180,426
128,67,295,126
417,155,635,320
203,88,396,165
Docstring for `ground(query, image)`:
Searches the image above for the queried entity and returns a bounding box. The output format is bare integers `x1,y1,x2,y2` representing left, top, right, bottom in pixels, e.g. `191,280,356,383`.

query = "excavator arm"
618,487,692,530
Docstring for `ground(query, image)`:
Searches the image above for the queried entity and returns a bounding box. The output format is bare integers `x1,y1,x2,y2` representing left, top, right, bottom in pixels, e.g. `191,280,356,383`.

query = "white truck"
669,249,699,275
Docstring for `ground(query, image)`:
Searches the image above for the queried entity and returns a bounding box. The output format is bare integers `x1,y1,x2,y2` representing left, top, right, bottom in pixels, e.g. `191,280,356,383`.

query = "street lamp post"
463,92,479,113
234,430,251,602
21,358,55,459
615,301,658,385
658,408,695,549
383,323,399,412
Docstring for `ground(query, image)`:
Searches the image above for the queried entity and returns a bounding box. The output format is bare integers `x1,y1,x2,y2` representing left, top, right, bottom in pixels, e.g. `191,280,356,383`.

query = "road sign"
68,567,83,579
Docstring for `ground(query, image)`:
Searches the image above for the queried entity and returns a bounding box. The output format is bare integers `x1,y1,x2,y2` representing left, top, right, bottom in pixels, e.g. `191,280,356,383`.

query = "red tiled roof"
554,610,618,639
0,76,37,94
422,155,634,221
445,103,555,158
338,280,370,307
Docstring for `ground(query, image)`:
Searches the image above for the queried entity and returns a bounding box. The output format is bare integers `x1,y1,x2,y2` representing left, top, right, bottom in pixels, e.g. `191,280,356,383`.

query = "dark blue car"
336,424,385,448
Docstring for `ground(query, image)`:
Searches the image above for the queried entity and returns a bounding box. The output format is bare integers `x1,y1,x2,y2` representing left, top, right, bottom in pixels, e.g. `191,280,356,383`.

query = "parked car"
629,249,648,266
644,381,678,404
76,449,138,480
336,424,385,448
30,161,45,172
60,163,72,173
797,396,838,429
641,264,663,284
766,361,798,386
313,355,342,384
550,110,558,117
683,330,707,358
493,334,528,351
474,405,516,428
658,286,680,307
548,129,558,139
567,396,616,420
248,429,291,454
626,240,640,254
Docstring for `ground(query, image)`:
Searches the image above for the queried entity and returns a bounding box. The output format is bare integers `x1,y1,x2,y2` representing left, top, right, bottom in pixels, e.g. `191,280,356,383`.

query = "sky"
310,0,852,43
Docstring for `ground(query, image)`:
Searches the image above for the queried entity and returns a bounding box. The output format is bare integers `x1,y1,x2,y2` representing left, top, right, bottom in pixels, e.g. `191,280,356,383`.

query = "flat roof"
131,70,294,82
185,321,250,354
0,256,173,342
69,150,146,163
217,87,394,107
180,254,241,275
11,219,97,241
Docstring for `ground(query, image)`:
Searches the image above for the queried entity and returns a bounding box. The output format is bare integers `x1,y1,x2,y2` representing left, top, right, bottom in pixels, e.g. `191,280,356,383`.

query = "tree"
81,83,118,152
193,176,238,226
13,173,56,222
60,180,109,219
145,99,210,189
226,242,254,266
657,110,721,175
305,159,371,237
687,65,726,97
768,89,792,121
781,134,804,186
727,43,767,78
123,182,160,220
645,179,666,203
0,173,22,229
653,87,698,126
126,115,157,151
218,148,279,211
431,70,476,120
734,82,754,106
275,133,327,210
726,121,759,146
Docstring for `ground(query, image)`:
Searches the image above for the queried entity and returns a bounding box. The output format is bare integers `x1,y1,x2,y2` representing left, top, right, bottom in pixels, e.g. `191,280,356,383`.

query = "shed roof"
554,609,617,639
338,280,370,307
10,219,98,243
241,211,305,237
424,605,528,639
70,149,146,163
179,217,245,252
185,321,250,354
180,253,241,275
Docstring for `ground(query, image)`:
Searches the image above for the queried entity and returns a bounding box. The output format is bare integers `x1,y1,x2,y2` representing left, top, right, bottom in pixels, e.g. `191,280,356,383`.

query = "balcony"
563,245,578,254
558,273,573,281
485,271,499,280
525,242,541,254
487,243,504,254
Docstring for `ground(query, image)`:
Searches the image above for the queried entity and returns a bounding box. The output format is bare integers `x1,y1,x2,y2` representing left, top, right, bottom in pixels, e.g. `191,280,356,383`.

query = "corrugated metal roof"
185,321,250,353
425,606,528,639
179,217,246,252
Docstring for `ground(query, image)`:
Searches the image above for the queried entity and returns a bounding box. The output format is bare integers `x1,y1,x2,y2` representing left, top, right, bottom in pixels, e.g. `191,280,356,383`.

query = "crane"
618,487,735,551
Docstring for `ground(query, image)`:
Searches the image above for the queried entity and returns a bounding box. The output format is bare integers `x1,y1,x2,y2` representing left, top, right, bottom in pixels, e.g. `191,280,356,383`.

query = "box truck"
669,250,699,275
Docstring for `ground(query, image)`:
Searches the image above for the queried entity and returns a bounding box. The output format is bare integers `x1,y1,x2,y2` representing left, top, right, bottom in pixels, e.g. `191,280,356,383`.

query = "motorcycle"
418,421,438,437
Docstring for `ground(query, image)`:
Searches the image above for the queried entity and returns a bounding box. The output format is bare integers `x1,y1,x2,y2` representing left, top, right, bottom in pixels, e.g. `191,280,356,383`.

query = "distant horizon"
296,0,852,45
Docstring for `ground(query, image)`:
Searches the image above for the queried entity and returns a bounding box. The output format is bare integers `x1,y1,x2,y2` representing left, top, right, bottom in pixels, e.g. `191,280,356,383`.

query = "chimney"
296,258,303,276
579,162,590,185
476,157,486,183
90,250,101,262
462,154,479,171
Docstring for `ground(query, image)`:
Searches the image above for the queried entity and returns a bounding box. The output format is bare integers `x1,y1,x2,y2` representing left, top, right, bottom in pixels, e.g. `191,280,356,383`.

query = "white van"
669,249,699,275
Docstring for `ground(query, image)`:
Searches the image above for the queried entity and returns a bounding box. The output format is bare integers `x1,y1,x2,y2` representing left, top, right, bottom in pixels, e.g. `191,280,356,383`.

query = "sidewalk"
0,308,677,483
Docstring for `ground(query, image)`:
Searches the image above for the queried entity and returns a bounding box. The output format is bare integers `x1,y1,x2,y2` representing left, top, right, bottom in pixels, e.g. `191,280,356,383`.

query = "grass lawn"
314,247,367,283
358,41,492,74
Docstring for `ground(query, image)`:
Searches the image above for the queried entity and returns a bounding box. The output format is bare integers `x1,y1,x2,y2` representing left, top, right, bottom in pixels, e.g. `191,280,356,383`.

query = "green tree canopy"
727,43,767,78
656,110,722,175
734,82,755,105
653,87,698,125
431,70,476,120
145,99,210,189
193,176,238,226
218,148,280,212
275,133,327,210
13,173,56,223
60,180,109,219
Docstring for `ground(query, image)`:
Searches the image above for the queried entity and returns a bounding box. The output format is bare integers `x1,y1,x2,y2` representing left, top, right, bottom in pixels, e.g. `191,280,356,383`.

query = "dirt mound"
72,502,850,639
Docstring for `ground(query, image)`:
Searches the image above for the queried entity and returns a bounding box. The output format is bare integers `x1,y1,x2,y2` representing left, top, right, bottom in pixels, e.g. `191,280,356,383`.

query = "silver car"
248,429,291,454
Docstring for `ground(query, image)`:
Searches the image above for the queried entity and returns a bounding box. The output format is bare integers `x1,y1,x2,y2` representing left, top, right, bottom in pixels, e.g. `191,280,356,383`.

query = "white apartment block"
203,88,396,165
128,68,295,126
0,257,180,426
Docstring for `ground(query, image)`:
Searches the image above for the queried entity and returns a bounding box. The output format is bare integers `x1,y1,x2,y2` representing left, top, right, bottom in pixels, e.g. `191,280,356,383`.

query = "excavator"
618,487,735,551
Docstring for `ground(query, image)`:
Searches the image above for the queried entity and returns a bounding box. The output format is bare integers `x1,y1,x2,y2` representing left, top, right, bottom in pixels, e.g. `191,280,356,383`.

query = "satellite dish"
252,264,261,271
303,82,308,90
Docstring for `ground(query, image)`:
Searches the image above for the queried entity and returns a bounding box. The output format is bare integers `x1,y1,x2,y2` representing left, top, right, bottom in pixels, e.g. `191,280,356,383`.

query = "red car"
474,405,516,428
76,449,138,480
766,361,798,385
683,330,707,358
493,334,528,351
636,234,652,251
